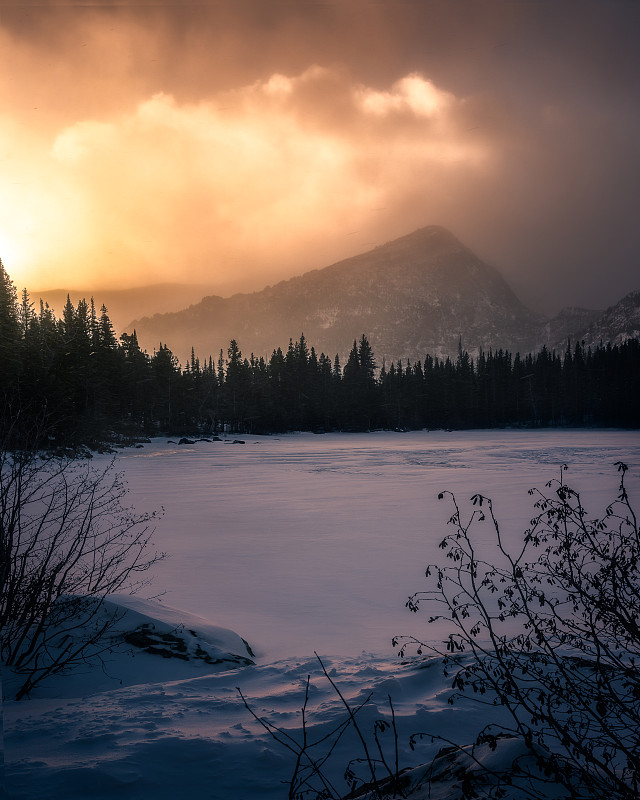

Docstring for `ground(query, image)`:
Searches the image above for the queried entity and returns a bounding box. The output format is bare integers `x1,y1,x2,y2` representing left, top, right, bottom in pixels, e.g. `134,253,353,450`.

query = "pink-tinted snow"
5,430,640,800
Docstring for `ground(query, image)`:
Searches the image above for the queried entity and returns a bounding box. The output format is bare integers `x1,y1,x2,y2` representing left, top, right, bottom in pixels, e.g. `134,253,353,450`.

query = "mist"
1,1,639,315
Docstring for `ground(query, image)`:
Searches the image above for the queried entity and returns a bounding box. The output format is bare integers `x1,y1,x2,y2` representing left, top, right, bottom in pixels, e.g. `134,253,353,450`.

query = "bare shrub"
238,652,404,800
397,463,640,799
1,426,163,700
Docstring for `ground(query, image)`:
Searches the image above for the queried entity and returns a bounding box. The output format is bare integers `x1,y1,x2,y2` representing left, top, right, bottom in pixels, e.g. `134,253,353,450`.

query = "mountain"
558,290,640,351
30,283,218,337
127,227,548,364
541,306,603,351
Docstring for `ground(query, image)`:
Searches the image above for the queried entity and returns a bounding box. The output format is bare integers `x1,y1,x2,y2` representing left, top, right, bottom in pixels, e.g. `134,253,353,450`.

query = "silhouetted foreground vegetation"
1,260,638,445
243,465,640,799
397,463,640,800
0,414,163,700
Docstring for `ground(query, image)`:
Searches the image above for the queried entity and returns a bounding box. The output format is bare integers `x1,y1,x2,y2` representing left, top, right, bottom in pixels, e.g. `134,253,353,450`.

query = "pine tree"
15,289,46,413
151,344,179,430
18,288,36,338
223,340,250,431
120,330,151,426
358,334,376,383
0,259,21,395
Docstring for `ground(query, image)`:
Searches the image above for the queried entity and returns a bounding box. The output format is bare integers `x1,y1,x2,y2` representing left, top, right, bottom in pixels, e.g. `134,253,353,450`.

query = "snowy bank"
3,601,575,800
3,595,255,702
3,595,511,800
6,431,640,799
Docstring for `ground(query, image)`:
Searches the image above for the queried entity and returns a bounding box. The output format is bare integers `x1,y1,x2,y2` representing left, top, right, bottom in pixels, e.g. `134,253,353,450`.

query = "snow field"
5,429,640,799
115,429,640,658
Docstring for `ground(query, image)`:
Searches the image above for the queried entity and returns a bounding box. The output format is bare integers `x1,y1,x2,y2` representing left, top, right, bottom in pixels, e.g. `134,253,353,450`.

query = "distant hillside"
541,306,603,351
30,283,218,337
560,290,640,351
128,226,548,363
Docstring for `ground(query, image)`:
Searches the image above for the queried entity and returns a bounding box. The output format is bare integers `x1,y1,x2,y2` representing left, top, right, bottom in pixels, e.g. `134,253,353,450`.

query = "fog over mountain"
31,283,219,338
125,226,634,366
3,2,639,314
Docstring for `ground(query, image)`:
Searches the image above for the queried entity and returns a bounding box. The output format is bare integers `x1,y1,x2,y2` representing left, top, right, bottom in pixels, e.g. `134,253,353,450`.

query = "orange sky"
1,1,639,314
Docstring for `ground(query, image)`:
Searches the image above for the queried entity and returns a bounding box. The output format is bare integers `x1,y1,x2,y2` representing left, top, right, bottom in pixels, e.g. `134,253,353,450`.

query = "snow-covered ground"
5,429,640,799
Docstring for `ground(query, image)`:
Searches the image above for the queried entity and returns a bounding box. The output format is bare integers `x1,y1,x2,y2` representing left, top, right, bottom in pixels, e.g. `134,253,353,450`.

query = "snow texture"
4,430,640,799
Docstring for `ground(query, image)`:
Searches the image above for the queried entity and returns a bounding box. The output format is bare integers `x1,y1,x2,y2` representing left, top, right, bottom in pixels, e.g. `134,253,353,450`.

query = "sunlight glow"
1,69,491,291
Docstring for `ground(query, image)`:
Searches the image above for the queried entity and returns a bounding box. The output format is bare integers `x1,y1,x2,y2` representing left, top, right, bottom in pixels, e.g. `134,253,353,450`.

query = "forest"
1,260,638,445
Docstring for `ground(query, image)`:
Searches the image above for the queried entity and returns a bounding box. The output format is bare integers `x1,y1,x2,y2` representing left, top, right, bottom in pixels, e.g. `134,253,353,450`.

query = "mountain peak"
126,228,638,364
129,226,544,363
375,225,461,250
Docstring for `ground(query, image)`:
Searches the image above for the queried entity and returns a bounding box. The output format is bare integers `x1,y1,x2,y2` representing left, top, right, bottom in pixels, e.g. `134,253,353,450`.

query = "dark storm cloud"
1,0,639,314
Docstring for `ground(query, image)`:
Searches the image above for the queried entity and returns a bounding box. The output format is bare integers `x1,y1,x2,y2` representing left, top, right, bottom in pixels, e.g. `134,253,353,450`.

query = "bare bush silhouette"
238,652,404,800
1,420,163,700
396,462,640,799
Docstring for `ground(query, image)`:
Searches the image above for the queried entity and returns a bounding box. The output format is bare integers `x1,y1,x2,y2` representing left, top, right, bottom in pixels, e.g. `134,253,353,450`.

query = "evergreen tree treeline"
1,261,638,443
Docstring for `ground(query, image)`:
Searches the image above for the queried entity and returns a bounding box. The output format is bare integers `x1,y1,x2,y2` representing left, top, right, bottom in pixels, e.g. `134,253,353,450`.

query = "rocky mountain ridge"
125,227,638,364
565,290,640,351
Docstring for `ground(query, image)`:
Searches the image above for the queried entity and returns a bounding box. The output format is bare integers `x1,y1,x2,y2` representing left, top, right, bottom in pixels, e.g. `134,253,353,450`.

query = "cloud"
5,67,493,291
1,1,639,313
358,75,451,118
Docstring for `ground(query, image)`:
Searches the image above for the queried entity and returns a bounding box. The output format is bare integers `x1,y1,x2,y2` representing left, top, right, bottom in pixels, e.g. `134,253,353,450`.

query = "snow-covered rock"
3,595,255,701
355,736,569,799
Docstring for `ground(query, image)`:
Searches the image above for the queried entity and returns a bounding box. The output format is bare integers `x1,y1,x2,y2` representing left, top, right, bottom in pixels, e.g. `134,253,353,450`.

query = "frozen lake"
7,428,640,800
116,429,640,661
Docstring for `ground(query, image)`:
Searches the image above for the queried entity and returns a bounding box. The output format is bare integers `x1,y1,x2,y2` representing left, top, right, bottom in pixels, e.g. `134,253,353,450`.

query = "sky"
1,1,639,316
